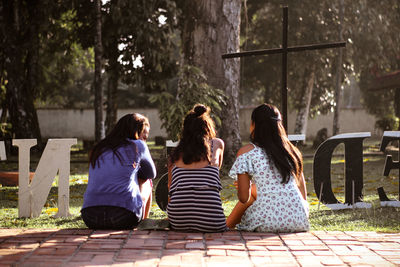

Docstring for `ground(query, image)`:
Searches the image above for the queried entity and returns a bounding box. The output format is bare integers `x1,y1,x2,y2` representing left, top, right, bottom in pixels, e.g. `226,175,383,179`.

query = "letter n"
12,139,77,218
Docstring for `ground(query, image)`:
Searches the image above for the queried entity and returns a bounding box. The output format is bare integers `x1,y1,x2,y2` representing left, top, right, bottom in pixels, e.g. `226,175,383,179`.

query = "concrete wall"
238,107,381,141
38,108,165,140
288,108,382,139
38,107,381,141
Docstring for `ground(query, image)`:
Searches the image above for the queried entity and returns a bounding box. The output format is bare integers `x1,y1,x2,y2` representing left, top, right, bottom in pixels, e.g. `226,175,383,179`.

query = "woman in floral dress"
226,104,309,232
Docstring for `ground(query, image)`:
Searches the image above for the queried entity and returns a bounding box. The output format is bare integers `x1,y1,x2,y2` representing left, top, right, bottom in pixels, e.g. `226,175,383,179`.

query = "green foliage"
0,75,6,119
0,1,96,109
0,1,80,140
101,0,179,91
353,1,400,124
0,123,12,139
38,43,95,108
240,1,340,115
1,0,180,111
64,0,180,111
149,65,227,141
375,115,399,131
240,0,400,121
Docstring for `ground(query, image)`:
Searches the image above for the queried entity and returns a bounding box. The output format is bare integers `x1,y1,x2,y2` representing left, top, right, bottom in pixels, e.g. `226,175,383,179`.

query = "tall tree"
177,0,242,167
294,66,315,135
94,0,104,141
104,38,119,134
240,1,341,137
332,0,344,136
242,0,400,136
1,0,181,142
350,1,400,131
1,1,88,143
101,0,178,132
0,0,42,144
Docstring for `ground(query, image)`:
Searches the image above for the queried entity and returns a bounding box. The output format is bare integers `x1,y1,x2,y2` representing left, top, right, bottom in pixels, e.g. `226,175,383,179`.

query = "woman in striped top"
167,104,227,232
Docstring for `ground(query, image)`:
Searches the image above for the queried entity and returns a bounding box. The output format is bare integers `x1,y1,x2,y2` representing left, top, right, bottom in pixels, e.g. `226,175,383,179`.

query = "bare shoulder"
236,144,255,157
211,138,224,149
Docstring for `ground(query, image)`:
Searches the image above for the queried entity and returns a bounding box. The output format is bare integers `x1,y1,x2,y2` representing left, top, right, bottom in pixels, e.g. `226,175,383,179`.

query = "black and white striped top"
167,165,227,232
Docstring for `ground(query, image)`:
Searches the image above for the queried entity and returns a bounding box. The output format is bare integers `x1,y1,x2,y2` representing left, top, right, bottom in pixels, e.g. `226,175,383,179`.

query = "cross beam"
222,42,346,59
222,6,346,130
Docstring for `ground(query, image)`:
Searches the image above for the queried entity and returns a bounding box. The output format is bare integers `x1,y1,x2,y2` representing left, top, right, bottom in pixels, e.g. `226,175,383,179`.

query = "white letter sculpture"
13,139,77,218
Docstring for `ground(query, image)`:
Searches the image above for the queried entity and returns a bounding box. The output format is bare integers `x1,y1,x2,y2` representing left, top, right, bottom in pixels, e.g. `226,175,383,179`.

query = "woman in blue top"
81,113,156,229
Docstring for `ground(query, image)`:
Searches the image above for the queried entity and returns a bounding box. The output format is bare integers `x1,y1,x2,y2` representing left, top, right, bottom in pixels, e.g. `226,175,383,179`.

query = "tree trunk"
3,0,42,144
105,40,119,135
333,0,344,136
294,68,315,135
180,0,242,167
94,0,104,141
26,0,42,145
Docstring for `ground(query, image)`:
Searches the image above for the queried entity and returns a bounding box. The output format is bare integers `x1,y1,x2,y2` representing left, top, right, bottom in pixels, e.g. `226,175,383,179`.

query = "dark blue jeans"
81,206,140,230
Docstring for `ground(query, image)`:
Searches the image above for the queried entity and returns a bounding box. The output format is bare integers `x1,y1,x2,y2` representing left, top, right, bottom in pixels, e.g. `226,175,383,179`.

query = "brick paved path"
0,229,399,267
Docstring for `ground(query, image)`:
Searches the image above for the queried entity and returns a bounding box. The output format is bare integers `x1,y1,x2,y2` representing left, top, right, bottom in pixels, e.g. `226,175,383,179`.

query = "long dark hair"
170,104,216,165
251,104,303,184
89,113,149,168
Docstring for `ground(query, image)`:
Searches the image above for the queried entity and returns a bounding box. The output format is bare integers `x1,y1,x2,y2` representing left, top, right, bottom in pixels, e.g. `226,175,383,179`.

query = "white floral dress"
229,145,309,232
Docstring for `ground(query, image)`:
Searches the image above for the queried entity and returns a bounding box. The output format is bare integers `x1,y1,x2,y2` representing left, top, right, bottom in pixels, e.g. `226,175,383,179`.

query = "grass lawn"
0,140,399,231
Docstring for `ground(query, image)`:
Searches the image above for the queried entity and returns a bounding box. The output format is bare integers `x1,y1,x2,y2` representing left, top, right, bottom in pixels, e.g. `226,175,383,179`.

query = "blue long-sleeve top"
82,139,156,219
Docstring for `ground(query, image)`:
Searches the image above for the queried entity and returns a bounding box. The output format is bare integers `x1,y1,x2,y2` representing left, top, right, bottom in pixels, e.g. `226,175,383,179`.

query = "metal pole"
282,7,288,130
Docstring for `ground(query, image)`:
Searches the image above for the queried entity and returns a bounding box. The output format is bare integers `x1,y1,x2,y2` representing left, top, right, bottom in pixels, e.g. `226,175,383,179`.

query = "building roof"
369,70,400,91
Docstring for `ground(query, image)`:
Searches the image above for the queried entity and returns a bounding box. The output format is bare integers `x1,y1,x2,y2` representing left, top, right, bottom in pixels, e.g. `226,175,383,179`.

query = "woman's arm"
226,144,256,229
226,175,255,229
167,160,172,190
298,173,307,200
235,144,256,203
237,173,252,203
137,141,157,180
210,138,224,168
167,159,173,203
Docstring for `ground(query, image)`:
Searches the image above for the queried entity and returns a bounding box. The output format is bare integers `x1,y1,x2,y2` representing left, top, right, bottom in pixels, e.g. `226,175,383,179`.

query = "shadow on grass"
0,184,87,228
310,206,400,232
0,184,87,207
55,216,83,227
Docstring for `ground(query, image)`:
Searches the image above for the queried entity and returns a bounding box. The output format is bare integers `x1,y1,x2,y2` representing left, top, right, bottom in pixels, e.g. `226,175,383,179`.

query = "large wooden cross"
222,6,346,130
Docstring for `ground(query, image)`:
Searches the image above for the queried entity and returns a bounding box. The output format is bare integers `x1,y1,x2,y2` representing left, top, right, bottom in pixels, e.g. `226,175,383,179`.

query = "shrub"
149,65,226,141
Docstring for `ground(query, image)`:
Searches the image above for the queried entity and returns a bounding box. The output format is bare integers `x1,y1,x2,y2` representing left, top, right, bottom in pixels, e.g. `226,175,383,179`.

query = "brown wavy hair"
170,104,216,164
250,104,303,184
89,113,149,168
